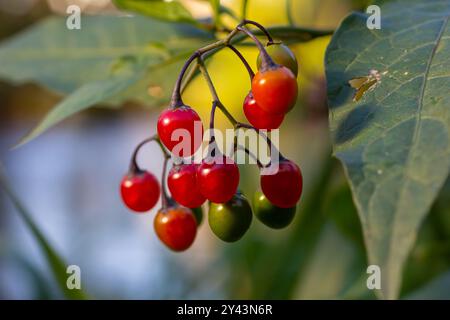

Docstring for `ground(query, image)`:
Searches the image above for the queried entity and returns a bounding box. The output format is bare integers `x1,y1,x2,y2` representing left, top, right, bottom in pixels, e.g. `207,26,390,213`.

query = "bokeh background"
3,0,446,300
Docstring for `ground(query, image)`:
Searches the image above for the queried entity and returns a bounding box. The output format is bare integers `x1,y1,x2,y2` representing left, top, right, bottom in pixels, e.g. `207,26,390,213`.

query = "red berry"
120,171,160,212
154,206,197,251
260,159,302,208
251,66,298,115
157,106,203,157
168,164,206,208
197,156,240,203
243,92,284,130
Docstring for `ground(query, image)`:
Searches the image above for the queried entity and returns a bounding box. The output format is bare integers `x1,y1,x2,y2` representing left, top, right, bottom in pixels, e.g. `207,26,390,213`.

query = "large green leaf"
112,0,197,24
0,15,211,95
325,0,450,299
0,164,88,299
0,15,212,144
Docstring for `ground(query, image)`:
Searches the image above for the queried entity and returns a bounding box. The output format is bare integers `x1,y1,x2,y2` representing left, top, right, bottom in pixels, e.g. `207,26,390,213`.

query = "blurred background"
2,0,447,300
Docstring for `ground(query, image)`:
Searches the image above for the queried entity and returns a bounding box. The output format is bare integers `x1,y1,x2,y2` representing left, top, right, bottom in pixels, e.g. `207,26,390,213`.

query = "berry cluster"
120,21,303,251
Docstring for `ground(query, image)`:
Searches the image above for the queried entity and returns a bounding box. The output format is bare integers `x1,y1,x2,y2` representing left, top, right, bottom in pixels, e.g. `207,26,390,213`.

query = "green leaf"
17,66,146,147
112,0,197,24
0,164,88,299
325,0,450,299
0,15,212,94
0,15,212,145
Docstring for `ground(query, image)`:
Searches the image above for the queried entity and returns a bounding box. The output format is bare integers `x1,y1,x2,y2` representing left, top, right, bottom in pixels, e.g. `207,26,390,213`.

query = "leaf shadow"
334,104,377,145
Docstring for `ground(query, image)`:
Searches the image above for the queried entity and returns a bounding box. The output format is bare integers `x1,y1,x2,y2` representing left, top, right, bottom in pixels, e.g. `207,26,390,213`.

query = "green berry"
253,191,296,229
208,193,253,242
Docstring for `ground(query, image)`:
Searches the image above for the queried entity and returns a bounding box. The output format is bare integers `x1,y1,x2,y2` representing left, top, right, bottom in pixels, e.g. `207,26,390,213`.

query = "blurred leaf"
326,0,450,299
112,0,197,24
208,0,220,26
0,164,87,299
0,15,212,95
0,15,212,145
295,223,370,299
323,184,364,248
406,270,450,300
17,66,146,147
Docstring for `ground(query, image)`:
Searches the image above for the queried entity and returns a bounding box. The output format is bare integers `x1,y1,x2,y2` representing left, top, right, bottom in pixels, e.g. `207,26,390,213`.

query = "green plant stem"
0,163,87,299
197,57,238,127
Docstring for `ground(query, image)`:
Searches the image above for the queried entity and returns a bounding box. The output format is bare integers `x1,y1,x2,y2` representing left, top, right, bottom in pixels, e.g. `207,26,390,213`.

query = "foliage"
0,0,450,300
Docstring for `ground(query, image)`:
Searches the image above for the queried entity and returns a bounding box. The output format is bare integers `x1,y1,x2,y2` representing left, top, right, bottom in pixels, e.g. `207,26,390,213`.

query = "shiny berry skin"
168,164,206,208
157,106,203,157
243,92,284,130
260,159,303,208
253,191,296,229
120,171,160,212
257,43,298,77
154,206,197,251
197,156,240,203
251,66,298,115
208,193,253,242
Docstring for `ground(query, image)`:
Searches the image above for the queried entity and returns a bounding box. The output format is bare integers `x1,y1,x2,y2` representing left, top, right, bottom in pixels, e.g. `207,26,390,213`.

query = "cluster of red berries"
120,22,303,252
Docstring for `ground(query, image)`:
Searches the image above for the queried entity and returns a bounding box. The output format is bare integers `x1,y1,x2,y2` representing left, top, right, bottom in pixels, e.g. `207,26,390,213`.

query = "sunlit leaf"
112,0,197,24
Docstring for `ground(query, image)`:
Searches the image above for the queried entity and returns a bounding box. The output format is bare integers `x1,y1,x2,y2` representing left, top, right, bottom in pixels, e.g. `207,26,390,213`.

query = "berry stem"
237,26,277,70
197,57,238,127
160,155,171,209
129,135,157,173
129,135,170,173
227,44,254,80
238,19,274,44
235,122,285,163
170,52,200,108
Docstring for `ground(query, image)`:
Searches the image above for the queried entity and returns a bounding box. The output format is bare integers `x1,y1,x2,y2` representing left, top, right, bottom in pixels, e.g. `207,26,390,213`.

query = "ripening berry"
157,106,203,157
120,171,160,212
260,159,303,208
243,92,284,130
197,156,239,203
251,66,298,115
154,206,197,251
168,163,206,208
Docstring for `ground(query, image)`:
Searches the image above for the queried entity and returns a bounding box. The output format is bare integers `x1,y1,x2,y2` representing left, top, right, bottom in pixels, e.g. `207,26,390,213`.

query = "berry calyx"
154,206,197,251
157,106,203,157
208,193,253,242
253,191,296,229
120,171,160,212
257,43,298,77
243,91,284,130
251,66,298,115
197,155,240,203
260,159,303,208
168,163,206,208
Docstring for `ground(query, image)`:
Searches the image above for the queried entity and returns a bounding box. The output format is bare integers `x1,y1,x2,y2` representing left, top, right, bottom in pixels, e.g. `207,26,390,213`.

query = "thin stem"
237,26,276,70
197,56,220,102
233,144,263,168
235,122,284,161
238,19,274,44
197,57,238,126
160,156,170,209
170,52,200,108
180,60,199,94
129,135,157,173
129,135,170,173
227,44,254,80
210,101,218,132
